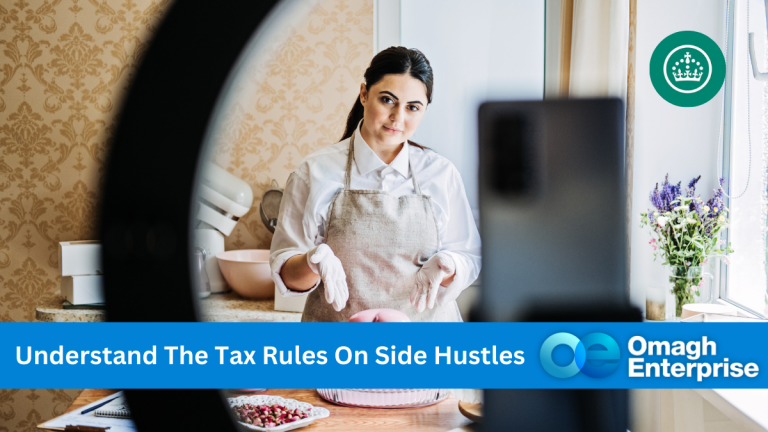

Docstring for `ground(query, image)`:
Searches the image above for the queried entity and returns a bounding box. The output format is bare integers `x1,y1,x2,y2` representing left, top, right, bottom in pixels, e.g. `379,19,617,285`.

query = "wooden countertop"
37,285,480,323
53,389,477,432
36,292,302,323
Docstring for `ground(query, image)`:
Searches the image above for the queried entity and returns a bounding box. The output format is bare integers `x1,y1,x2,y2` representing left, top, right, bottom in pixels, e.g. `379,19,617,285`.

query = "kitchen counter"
35,292,302,322
48,388,477,432
37,284,479,322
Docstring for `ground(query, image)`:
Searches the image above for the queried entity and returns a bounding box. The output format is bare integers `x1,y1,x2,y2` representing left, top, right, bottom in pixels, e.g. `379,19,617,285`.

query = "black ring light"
99,0,279,430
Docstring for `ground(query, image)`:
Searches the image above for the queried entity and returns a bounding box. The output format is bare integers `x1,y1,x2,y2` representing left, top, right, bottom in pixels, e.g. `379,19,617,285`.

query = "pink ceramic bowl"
216,250,274,299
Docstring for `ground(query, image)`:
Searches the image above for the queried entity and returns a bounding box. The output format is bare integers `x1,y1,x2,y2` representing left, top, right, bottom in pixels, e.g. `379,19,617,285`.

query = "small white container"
61,275,104,305
274,286,307,312
59,241,101,276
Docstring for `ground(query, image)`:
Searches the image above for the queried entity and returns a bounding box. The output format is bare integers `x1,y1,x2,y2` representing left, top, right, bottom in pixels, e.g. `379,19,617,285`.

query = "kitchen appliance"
193,247,211,298
194,163,254,293
260,179,283,233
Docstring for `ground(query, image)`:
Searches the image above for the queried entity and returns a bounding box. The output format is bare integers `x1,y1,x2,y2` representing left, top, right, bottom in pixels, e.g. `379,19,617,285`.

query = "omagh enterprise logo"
540,332,620,378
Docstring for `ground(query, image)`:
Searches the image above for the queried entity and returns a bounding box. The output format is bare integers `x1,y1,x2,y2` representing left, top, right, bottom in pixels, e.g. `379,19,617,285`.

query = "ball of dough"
348,308,411,322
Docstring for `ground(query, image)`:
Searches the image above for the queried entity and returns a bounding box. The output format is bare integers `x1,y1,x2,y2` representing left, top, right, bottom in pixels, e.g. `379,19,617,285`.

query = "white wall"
401,0,545,218
630,0,728,310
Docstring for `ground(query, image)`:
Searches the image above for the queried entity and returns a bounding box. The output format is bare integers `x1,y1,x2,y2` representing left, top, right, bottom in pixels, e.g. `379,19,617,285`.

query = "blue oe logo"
540,332,620,378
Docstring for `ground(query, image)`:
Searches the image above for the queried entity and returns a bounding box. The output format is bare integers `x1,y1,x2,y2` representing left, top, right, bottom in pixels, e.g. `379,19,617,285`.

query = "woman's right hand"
307,244,349,311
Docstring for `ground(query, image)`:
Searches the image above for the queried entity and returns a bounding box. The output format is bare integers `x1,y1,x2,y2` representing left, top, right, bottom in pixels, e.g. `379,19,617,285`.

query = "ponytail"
340,97,365,142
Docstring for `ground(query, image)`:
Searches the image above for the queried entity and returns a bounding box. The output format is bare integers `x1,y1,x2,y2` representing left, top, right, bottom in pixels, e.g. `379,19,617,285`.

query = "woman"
269,47,481,322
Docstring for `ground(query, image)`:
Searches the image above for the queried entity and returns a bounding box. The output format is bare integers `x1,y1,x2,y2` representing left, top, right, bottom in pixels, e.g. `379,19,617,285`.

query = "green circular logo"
650,31,725,107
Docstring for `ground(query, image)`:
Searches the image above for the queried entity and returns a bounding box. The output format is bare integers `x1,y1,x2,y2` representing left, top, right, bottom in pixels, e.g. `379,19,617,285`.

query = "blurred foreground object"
477,99,627,322
477,99,636,432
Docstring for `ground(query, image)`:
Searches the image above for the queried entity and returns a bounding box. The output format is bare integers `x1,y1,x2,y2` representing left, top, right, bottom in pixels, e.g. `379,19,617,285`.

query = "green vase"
668,265,703,317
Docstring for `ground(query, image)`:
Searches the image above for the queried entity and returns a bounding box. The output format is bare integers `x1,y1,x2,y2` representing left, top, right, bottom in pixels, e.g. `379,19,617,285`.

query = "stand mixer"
194,163,254,293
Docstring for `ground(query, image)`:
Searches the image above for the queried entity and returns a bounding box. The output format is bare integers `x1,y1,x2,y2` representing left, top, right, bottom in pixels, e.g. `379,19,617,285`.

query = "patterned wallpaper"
0,0,173,321
0,0,372,428
0,0,171,428
208,0,372,251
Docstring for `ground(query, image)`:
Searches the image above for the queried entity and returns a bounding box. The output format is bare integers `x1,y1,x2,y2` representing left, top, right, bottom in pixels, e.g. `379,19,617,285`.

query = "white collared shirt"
270,125,482,297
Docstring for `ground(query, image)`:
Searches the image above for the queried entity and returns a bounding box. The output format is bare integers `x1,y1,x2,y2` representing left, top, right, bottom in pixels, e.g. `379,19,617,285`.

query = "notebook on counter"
94,395,131,418
37,391,136,431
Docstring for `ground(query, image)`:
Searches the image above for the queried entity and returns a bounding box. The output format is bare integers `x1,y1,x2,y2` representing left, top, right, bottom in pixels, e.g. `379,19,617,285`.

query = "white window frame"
719,0,768,319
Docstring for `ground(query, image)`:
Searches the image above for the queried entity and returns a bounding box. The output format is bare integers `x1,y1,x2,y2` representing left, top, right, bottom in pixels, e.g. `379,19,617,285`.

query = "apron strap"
407,143,423,195
344,131,355,190
344,130,424,195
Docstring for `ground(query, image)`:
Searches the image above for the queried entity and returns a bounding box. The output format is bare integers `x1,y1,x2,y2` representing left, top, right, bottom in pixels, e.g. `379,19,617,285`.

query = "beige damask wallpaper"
0,0,172,428
0,0,372,428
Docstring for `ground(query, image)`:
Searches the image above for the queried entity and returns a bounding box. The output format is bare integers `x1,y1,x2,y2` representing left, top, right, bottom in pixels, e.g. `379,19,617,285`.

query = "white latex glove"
410,252,456,312
307,244,349,312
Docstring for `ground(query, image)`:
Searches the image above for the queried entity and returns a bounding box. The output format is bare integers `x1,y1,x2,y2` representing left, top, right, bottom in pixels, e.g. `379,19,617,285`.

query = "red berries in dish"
232,403,311,428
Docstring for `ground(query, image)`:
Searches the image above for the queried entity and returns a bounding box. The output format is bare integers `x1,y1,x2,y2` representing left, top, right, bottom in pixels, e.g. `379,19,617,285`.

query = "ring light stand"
99,0,279,430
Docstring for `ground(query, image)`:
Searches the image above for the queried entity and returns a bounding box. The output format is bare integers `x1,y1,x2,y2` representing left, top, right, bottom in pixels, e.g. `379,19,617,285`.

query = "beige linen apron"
301,133,462,322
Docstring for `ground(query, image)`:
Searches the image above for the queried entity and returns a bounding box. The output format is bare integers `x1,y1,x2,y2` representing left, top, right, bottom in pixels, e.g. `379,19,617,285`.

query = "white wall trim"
374,0,401,53
544,0,563,98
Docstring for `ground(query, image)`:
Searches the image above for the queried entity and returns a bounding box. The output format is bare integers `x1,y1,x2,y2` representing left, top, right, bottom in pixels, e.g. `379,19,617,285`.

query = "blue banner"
1,322,766,389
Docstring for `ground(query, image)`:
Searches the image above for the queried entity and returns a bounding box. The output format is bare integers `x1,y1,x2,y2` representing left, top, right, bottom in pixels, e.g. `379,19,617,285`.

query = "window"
720,0,768,316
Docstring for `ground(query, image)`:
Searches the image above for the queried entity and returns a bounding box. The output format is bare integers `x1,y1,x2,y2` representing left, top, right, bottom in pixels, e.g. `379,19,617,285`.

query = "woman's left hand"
411,252,456,312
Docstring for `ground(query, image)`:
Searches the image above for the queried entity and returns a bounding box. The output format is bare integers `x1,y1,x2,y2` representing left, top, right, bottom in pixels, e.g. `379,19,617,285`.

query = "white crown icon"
671,52,704,82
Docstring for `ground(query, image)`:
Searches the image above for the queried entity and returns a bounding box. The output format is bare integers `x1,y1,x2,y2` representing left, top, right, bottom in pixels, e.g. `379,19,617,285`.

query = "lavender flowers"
640,175,734,315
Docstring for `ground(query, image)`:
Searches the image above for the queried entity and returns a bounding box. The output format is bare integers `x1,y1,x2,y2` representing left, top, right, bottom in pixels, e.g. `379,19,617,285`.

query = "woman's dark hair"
340,46,433,148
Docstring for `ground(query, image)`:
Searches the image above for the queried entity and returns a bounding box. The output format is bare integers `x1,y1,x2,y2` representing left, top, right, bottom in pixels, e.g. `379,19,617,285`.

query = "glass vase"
667,265,708,317
645,286,668,321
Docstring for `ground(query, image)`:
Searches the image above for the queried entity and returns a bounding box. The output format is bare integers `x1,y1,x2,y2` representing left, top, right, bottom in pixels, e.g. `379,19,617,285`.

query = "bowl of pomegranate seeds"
228,395,330,431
